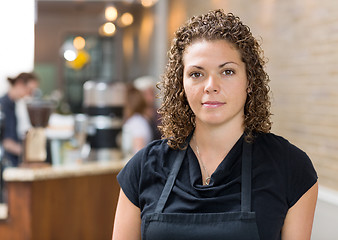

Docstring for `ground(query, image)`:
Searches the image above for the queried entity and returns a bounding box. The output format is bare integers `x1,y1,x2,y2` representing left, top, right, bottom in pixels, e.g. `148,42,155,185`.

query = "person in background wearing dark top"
113,10,318,240
0,72,39,167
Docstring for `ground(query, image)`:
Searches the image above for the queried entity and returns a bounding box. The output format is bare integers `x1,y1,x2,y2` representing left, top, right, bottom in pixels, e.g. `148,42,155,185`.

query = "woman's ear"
246,78,252,94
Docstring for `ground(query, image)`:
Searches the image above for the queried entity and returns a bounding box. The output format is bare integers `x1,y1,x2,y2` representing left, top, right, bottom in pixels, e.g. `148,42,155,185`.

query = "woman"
133,76,161,140
0,72,39,167
122,84,153,155
113,10,318,240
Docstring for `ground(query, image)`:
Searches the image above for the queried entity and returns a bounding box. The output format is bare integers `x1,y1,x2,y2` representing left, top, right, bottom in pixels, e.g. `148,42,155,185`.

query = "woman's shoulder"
254,132,306,156
141,138,170,159
117,138,176,207
0,94,11,104
253,132,315,171
254,132,316,178
124,138,174,170
255,132,289,144
254,133,317,207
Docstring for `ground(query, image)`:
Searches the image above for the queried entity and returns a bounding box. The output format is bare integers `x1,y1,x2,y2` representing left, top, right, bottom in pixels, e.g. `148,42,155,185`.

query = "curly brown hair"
158,9,272,149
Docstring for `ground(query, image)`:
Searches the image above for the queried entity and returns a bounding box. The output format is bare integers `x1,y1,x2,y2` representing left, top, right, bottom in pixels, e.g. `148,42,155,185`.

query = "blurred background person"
0,72,39,167
122,84,153,156
133,75,161,140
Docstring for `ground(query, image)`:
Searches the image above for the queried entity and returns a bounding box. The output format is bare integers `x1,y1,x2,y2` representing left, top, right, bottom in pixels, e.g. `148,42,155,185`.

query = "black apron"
142,139,260,240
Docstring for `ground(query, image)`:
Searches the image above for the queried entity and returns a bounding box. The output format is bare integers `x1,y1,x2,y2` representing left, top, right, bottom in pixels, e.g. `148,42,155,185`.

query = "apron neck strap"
241,139,252,212
155,148,186,213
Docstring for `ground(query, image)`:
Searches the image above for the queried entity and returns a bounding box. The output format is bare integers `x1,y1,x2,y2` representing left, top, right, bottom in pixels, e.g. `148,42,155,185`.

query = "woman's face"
183,39,248,128
26,79,39,96
15,79,38,99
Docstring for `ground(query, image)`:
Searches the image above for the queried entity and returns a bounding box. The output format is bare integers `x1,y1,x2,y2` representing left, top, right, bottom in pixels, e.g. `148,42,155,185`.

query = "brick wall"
262,0,338,190
170,0,338,190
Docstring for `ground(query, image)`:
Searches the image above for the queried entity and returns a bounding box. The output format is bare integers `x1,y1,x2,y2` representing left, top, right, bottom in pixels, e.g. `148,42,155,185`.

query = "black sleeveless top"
117,133,318,240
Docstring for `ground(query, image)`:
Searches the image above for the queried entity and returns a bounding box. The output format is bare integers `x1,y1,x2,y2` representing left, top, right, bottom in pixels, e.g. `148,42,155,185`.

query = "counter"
0,159,127,240
3,160,127,181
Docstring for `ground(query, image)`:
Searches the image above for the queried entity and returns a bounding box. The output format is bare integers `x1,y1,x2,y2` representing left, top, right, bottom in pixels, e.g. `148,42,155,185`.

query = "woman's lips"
202,101,225,108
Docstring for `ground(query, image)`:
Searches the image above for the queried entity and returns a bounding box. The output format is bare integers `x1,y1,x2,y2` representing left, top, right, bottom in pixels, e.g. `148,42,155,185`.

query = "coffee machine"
22,100,54,167
83,81,125,161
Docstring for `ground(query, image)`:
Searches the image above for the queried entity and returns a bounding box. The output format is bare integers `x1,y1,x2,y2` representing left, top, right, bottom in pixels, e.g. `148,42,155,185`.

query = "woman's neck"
194,120,244,149
192,121,244,173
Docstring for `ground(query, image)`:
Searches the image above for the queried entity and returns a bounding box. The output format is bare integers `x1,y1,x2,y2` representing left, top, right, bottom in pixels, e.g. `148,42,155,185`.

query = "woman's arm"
3,138,22,155
112,189,141,240
281,182,318,240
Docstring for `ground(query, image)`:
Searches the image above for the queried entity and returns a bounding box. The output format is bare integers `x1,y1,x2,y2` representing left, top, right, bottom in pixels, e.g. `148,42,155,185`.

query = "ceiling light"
141,0,158,7
105,5,118,21
99,22,116,37
64,50,77,61
119,12,133,27
73,36,85,50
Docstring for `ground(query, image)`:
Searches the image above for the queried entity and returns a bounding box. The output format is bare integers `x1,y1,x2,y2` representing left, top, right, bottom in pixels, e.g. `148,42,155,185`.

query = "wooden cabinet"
0,162,123,240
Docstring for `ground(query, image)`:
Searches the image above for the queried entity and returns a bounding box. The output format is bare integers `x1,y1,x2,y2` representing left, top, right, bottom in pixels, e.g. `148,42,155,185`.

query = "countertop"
3,159,128,182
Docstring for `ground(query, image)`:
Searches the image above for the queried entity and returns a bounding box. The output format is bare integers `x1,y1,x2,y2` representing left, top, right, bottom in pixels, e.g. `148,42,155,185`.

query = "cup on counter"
46,114,74,166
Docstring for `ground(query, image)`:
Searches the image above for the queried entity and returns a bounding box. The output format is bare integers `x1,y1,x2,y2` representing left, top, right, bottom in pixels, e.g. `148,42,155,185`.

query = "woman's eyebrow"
188,65,204,70
218,61,238,68
186,62,239,70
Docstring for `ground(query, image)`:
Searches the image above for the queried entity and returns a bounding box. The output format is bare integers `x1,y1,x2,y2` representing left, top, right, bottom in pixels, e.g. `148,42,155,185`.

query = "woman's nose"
204,75,220,93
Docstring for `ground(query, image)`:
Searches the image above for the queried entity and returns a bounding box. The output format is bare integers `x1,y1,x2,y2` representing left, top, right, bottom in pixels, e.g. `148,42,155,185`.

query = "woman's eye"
190,72,202,78
222,69,235,75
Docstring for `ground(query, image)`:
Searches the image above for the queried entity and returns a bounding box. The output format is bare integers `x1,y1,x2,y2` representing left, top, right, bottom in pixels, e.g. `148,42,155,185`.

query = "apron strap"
155,148,186,213
241,140,252,212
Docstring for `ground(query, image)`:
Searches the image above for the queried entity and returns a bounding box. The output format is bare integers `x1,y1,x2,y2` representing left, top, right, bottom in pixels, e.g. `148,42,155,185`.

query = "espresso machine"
22,99,54,167
83,81,125,161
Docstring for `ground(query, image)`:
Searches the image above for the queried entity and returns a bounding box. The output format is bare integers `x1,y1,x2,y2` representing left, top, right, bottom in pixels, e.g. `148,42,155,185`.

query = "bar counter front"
0,160,126,240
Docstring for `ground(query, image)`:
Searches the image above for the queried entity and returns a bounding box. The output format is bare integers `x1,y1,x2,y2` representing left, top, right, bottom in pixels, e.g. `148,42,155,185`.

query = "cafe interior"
1,0,338,239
